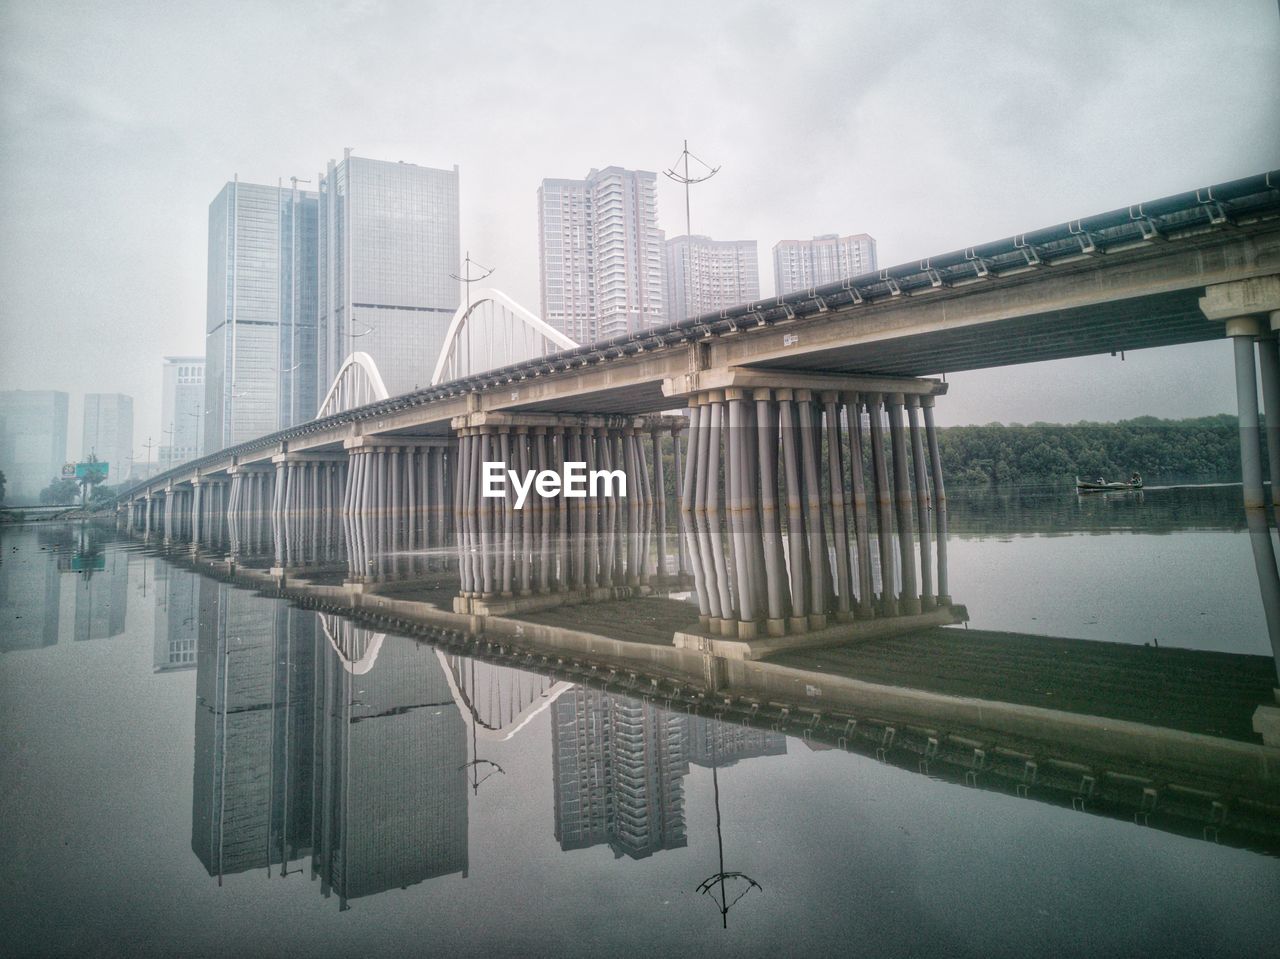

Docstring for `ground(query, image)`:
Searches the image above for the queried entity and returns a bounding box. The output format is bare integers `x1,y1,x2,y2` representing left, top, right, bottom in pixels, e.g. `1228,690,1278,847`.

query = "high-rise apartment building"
318,152,460,398
160,356,205,471
205,179,320,454
539,167,665,344
664,235,760,323
82,393,133,484
0,390,68,503
772,233,878,296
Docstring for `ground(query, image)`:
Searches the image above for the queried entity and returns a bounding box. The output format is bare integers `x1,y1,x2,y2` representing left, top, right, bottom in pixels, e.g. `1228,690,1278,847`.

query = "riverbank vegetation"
937,414,1241,487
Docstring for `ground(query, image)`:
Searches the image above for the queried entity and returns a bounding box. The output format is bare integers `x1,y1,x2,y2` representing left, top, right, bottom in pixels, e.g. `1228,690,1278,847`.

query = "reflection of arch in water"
317,613,569,737
437,650,572,741
316,351,391,418
318,613,385,675
430,289,577,385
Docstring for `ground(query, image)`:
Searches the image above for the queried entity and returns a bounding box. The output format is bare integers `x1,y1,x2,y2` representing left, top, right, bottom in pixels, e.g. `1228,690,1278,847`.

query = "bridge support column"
652,426,667,579
922,396,950,605
451,411,678,606
755,390,788,636
667,372,950,640
1257,327,1280,517
673,422,688,576
191,479,203,542
908,396,934,609
848,393,875,618
866,394,898,617
887,394,921,616
1202,278,1280,683
822,391,854,622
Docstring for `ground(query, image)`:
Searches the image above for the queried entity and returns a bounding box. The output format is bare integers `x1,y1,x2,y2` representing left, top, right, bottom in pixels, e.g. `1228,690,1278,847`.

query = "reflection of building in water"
153,562,199,672
60,531,128,643
0,527,62,651
191,583,316,879
313,630,468,906
191,591,470,904
687,718,787,768
552,688,689,859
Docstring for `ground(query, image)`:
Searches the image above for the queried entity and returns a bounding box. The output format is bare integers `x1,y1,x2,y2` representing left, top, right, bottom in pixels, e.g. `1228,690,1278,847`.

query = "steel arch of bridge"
316,351,390,418
318,614,571,739
430,288,577,386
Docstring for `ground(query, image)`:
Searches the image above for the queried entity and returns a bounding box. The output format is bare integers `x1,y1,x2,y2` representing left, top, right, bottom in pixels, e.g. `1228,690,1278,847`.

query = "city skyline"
2,2,1277,461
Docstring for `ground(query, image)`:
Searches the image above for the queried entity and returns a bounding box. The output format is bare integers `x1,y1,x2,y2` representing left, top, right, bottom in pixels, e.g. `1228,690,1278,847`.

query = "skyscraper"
205,179,319,454
664,235,760,323
82,392,133,484
159,356,205,471
0,390,68,503
772,233,878,296
317,152,460,398
539,167,666,344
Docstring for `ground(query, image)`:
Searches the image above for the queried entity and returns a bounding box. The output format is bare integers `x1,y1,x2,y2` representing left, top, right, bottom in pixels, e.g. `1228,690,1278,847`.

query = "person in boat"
1131,472,1142,485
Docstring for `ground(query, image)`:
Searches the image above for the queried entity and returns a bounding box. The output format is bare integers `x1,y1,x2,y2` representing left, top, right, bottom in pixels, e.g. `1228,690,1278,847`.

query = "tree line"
935,414,1244,487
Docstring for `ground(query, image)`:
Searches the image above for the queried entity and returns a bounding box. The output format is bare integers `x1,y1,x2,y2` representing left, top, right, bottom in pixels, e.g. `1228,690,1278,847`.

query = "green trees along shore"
937,414,1243,487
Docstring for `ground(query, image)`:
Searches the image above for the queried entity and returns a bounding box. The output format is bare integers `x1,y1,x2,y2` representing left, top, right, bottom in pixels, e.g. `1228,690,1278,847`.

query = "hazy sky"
1,0,1277,456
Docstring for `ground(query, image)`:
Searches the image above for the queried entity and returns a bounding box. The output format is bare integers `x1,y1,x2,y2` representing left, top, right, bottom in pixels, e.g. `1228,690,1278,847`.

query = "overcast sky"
1,0,1277,457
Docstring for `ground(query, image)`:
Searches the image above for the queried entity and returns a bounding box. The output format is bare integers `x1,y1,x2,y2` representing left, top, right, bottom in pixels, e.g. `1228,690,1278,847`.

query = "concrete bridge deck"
122,171,1280,494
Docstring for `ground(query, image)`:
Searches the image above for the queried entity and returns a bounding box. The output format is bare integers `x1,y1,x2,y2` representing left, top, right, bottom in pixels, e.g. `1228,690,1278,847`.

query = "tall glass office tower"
318,152,460,398
205,179,320,454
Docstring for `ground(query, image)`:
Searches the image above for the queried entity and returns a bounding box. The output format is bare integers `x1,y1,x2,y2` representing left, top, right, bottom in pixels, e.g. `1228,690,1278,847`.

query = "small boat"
1076,473,1143,492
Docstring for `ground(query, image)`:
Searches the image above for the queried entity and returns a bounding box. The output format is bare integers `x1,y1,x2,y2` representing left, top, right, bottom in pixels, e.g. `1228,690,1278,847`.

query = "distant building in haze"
539,167,666,344
205,178,320,454
664,235,759,323
317,151,460,398
82,392,132,485
0,390,68,503
160,356,205,471
772,232,877,296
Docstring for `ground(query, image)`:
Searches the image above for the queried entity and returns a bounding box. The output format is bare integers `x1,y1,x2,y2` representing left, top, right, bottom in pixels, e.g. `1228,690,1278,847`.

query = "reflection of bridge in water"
146,501,1280,863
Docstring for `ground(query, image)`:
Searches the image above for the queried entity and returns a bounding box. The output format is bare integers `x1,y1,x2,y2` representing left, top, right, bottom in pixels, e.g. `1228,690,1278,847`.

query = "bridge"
122,171,1280,673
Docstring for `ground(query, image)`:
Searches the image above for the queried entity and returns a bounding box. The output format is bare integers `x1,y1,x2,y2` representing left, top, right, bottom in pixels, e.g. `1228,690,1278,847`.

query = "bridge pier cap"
1200,276,1280,330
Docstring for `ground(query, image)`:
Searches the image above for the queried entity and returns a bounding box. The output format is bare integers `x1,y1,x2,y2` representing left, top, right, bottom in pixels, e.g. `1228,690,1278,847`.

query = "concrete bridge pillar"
866,393,898,617
191,479,203,542
822,391,854,622
922,395,951,605
663,370,951,640
908,396,934,609
847,392,875,618
1201,277,1280,683
886,393,921,615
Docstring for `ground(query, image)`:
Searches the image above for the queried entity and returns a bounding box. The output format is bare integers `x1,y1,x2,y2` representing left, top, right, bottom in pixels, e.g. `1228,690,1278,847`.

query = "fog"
1,0,1277,452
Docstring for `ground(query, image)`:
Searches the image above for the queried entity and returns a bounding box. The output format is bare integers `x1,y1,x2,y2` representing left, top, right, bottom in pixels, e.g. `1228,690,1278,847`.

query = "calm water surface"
2,484,1277,958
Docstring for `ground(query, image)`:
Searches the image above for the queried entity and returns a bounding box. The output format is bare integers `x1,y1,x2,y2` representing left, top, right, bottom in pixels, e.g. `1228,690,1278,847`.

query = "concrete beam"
663,366,946,400
1199,275,1280,323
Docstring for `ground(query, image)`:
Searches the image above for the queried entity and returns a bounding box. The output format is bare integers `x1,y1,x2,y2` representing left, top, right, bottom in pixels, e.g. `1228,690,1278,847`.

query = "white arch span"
430,287,578,386
316,351,390,418
318,613,571,739
319,613,385,675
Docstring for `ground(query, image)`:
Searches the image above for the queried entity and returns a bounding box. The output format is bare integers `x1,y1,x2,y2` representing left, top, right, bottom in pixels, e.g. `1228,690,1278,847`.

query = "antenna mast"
663,139,721,240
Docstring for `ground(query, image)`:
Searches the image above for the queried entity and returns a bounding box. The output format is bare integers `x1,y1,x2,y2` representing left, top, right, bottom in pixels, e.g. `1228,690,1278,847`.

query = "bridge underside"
750,288,1212,377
